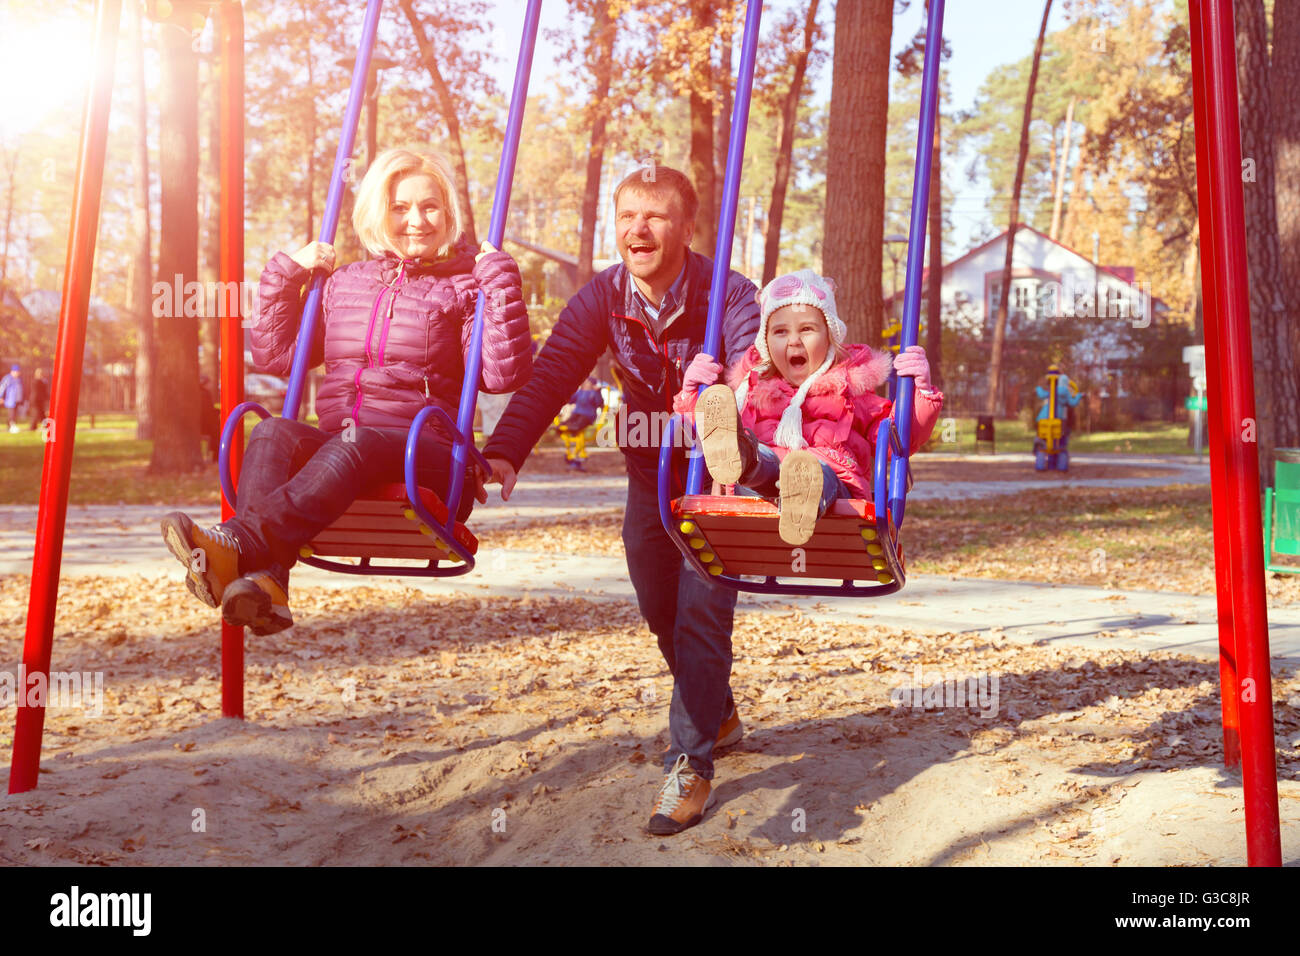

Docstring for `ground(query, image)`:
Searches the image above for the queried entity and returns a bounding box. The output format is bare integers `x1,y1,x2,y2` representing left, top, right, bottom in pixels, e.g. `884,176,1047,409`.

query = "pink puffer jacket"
678,343,943,496
252,237,531,434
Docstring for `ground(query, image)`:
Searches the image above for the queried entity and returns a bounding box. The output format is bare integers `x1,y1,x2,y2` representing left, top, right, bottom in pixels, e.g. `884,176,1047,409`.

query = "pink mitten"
682,352,723,391
893,345,932,391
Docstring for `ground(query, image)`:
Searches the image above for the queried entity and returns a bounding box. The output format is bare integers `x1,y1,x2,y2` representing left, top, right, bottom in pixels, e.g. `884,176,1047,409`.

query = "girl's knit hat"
736,269,847,450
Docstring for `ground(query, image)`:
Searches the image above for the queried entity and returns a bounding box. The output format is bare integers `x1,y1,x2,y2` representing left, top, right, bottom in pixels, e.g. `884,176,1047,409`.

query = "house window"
990,280,1039,319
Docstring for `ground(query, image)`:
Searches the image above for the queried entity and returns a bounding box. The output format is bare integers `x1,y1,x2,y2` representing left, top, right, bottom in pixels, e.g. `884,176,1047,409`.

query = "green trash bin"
1265,449,1300,572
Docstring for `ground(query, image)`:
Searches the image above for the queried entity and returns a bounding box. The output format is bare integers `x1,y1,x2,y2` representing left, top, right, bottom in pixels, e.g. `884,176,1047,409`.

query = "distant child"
676,269,943,545
556,376,604,470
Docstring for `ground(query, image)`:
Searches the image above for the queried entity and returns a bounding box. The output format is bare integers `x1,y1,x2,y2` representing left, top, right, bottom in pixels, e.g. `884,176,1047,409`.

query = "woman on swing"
161,147,532,635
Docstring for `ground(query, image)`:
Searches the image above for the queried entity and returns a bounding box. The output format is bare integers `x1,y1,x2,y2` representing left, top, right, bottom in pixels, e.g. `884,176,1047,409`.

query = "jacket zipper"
613,312,675,414
613,309,686,497
350,260,408,425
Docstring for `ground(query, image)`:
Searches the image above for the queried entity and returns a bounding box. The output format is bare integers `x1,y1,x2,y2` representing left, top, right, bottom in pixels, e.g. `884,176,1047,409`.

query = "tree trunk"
1271,0,1300,452
763,0,820,285
1050,95,1075,241
202,60,221,390
1059,129,1088,249
148,20,202,474
399,0,478,247
926,101,943,392
300,0,317,243
984,0,1053,417
689,0,717,255
577,0,616,288
0,148,15,287
129,2,155,440
1235,0,1293,480
714,3,734,229
822,0,892,345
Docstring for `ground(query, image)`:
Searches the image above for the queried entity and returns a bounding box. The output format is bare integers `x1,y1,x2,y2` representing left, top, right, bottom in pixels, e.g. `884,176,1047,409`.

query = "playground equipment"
219,0,540,579
551,377,609,470
1033,364,1082,472
655,0,942,598
1263,449,1300,575
7,0,1282,870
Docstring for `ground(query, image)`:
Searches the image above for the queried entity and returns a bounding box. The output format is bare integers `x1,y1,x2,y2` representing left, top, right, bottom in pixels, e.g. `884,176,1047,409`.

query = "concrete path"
6,455,1292,663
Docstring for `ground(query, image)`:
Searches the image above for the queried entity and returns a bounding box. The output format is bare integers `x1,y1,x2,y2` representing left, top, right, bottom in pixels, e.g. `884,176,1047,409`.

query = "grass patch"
926,418,1196,456
0,415,232,506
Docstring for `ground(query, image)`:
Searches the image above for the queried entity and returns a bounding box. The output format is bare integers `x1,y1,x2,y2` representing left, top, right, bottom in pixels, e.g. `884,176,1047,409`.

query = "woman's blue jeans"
228,417,471,583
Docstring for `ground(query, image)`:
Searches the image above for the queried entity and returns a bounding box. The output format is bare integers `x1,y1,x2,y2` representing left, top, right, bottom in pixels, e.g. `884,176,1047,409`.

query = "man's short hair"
612,165,698,224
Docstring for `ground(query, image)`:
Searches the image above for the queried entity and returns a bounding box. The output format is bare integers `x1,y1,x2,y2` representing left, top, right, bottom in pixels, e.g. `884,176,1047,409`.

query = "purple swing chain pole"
282,0,384,421
888,0,944,527
443,0,542,518
686,0,764,496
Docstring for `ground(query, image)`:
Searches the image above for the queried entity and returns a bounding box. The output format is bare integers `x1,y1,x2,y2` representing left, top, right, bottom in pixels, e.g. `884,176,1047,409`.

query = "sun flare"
0,13,96,137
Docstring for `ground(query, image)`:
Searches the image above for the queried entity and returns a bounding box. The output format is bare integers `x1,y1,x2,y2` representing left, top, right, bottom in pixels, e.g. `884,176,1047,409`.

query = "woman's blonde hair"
351,147,464,259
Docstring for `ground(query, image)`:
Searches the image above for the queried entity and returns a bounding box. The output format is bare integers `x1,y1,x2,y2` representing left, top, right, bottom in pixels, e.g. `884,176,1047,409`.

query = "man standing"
28,368,49,431
1,365,23,433
484,166,759,835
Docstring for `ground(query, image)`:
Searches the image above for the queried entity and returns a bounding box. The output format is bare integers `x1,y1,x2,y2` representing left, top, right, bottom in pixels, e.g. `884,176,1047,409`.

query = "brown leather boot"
222,570,293,635
160,512,242,608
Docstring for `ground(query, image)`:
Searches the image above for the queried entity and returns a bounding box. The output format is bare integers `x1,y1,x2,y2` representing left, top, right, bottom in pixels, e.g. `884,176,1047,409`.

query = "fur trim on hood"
727,342,893,398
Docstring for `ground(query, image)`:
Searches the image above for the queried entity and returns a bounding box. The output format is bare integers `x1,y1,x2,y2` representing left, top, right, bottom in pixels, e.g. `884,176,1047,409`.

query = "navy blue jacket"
485,250,760,486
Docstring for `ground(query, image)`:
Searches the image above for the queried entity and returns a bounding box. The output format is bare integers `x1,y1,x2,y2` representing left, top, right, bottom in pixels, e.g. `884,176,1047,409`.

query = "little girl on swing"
160,147,532,634
674,269,943,546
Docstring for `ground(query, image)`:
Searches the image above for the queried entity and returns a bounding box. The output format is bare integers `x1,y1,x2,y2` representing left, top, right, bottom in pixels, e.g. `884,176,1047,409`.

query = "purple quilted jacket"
252,238,532,435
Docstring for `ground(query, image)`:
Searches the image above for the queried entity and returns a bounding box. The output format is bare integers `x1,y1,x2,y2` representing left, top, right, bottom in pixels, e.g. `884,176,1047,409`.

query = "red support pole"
8,0,122,795
1189,0,1281,866
218,0,246,719
1188,0,1240,768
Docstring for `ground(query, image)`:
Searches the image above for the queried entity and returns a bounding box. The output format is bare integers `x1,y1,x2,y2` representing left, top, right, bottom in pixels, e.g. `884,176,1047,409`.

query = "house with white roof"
885,224,1174,417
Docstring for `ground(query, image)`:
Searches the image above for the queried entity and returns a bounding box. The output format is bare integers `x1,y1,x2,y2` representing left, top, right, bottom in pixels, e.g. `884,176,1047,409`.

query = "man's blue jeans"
229,417,471,582
735,441,852,516
622,472,737,780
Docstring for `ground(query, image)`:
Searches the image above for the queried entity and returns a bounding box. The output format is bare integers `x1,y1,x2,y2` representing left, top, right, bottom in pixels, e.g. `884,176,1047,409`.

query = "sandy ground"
2,574,1298,866
3,451,1296,866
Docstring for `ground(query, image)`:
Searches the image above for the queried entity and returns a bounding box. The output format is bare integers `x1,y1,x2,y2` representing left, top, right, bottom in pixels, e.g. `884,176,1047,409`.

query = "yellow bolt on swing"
860,527,878,541
680,520,696,535
299,545,314,558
